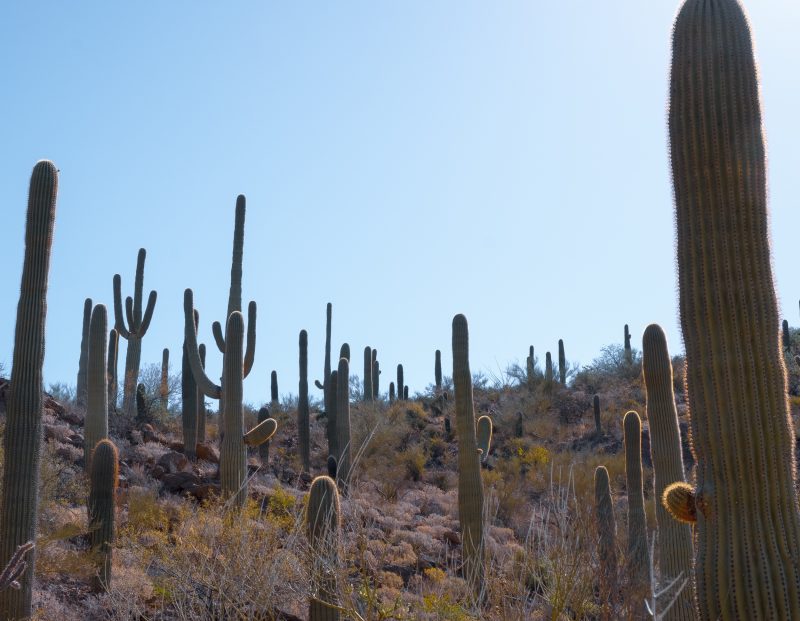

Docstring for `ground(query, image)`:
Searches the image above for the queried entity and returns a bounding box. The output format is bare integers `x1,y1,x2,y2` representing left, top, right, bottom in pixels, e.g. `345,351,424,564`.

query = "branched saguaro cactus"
595,465,618,615
207,196,256,430
184,289,276,507
452,314,485,602
77,297,92,409
181,310,199,460
84,304,109,472
299,330,311,472
372,348,379,398
623,411,650,615
363,346,373,401
113,248,157,419
106,329,119,414
88,439,118,592
0,160,58,620
335,359,352,494
160,348,169,411
642,324,695,621
306,476,341,621
435,349,443,394
669,1,800,619
558,339,566,385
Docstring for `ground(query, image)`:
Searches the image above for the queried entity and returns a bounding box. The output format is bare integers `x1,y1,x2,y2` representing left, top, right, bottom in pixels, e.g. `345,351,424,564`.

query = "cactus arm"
125,296,135,332
315,380,324,390
226,195,245,320
212,321,226,353
138,290,157,336
183,289,221,399
112,275,131,340
663,482,697,525
132,248,146,326
242,300,256,379
476,415,492,461
243,417,277,447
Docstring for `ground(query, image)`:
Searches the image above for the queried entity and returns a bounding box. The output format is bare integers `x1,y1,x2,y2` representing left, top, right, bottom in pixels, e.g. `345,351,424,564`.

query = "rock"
156,451,192,477
44,424,73,443
161,471,201,494
185,482,220,501
196,443,219,463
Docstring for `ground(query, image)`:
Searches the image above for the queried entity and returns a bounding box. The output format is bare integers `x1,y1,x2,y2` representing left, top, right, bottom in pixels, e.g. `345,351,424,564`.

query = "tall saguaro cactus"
184,289,275,507
113,248,157,418
642,324,695,621
372,349,379,399
0,160,58,619
397,364,405,401
314,303,333,411
182,310,199,460
84,304,109,472
452,314,485,602
299,330,311,471
668,2,800,619
435,349,442,394
624,324,632,364
335,359,352,493
623,411,649,611
106,328,119,414
77,297,92,409
558,339,566,385
363,346,373,401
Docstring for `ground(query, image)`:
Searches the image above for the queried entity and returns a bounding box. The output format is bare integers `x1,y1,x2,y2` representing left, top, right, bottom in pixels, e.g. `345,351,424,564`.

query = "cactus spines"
452,314,485,601
299,330,311,472
389,382,395,403
306,476,341,621
595,465,618,613
88,439,118,592
475,415,492,462
107,329,119,414
113,248,157,419
593,395,602,436
84,304,109,472
160,348,169,411
642,324,695,620
624,324,632,364
435,349,443,393
662,483,697,525
363,346,373,401
335,358,352,493
558,339,566,385
0,160,58,619
77,297,92,409
397,364,404,401
181,310,200,460
623,411,649,609
671,1,800,619
372,348,379,398
339,343,350,363
257,407,271,465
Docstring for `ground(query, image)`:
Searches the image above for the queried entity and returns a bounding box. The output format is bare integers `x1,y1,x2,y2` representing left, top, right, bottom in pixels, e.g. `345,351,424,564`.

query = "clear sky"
2,1,800,407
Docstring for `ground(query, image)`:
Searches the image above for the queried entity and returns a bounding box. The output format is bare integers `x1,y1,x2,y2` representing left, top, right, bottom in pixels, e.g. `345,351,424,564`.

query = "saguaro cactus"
544,352,553,392
328,370,339,459
782,319,791,352
335,359,352,493
0,160,58,619
135,383,147,424
397,364,404,401
182,310,199,460
184,289,276,507
306,476,341,621
160,348,169,411
84,304,109,472
642,324,695,621
113,248,157,418
669,2,800,619
372,348,379,398
558,339,566,384
197,343,207,444
595,465,618,614
299,330,311,472
363,346,373,401
106,329,119,414
624,324,632,364
623,411,650,614
88,439,118,592
452,314,485,601
339,343,350,363
77,297,92,409
389,382,395,403
476,415,492,463
271,370,279,410
208,196,257,430
435,349,442,393
314,303,333,411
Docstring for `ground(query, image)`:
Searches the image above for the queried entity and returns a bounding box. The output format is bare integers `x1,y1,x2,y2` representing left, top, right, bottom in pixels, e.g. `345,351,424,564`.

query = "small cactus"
558,339,566,384
306,476,341,621
476,415,492,462
389,382,395,403
363,346,373,401
435,349,443,393
595,465,618,613
624,324,632,364
335,359,352,493
396,364,404,401
88,439,118,592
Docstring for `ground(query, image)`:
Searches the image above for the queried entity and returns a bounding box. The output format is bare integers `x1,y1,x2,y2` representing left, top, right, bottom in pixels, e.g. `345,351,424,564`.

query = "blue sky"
2,1,800,407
